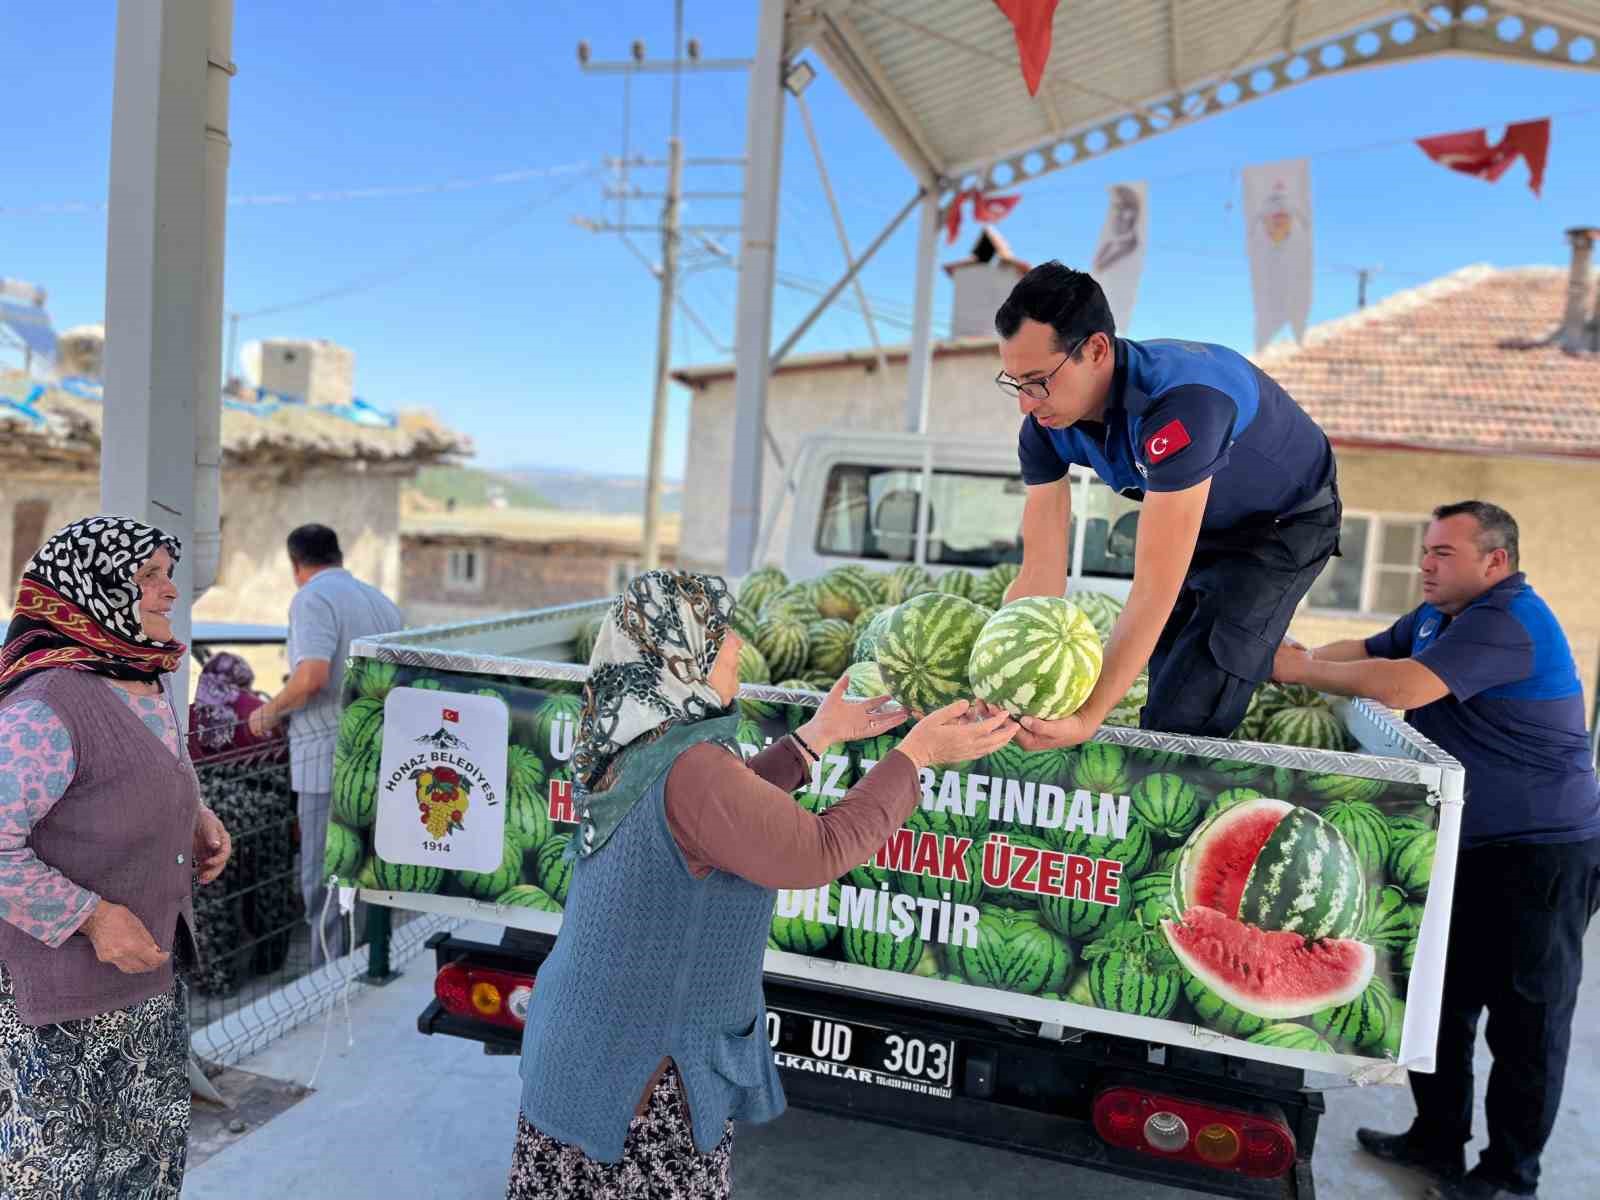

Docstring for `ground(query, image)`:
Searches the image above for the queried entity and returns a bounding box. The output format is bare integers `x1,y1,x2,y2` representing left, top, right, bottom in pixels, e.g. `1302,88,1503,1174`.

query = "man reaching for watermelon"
992,261,1341,749
1272,501,1600,1200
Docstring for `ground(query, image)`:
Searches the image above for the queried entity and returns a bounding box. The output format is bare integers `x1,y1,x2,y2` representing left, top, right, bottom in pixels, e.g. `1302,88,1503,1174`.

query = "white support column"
725,0,786,577
101,0,232,702
902,185,940,433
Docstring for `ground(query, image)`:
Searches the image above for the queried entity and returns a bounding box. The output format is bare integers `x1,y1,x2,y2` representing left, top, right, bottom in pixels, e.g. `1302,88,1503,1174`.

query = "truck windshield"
1076,477,1140,580
815,464,1027,568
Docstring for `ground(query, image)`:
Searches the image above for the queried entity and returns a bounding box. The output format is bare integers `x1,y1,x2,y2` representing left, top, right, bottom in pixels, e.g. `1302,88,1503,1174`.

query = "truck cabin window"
815,464,1028,568
1077,477,1140,580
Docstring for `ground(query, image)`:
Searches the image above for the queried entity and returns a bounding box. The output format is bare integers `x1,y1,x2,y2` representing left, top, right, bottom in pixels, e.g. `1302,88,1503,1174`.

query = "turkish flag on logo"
1415,119,1550,197
442,708,459,723
1144,419,1191,464
992,0,1060,96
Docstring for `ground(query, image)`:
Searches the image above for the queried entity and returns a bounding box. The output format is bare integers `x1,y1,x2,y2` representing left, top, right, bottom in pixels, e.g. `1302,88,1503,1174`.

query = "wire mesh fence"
186,728,455,1067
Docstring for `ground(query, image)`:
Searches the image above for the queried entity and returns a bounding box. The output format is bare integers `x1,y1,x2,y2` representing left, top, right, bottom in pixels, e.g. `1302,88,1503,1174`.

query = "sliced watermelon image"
1162,905,1374,1021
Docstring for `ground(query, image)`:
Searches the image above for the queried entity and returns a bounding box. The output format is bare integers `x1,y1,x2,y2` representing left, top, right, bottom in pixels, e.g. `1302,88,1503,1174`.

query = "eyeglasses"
994,333,1093,401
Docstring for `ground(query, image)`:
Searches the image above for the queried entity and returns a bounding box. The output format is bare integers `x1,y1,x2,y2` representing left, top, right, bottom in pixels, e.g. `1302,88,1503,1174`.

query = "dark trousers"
1141,493,1342,737
1409,836,1600,1193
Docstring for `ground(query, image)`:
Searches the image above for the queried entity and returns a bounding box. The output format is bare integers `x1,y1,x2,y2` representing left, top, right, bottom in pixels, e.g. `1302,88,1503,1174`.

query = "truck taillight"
434,962,536,1031
1092,1086,1295,1179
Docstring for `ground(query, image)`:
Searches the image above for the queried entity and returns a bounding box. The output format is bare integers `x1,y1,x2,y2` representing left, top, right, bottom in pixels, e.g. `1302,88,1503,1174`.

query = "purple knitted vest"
0,668,199,1025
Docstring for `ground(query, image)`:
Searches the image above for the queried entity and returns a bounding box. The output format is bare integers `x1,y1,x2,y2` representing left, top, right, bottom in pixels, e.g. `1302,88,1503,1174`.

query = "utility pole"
574,10,749,573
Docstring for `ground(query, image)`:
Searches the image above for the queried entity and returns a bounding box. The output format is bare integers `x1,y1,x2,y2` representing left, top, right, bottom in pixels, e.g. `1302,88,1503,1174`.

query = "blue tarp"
0,301,56,361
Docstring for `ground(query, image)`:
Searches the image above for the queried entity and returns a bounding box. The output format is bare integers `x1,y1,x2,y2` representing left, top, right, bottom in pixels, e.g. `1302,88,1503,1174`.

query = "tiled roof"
1254,265,1600,459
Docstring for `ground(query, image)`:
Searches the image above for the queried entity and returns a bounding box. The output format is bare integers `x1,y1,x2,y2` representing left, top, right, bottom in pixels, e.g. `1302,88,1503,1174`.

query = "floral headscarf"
568,570,741,857
0,515,186,697
191,652,257,752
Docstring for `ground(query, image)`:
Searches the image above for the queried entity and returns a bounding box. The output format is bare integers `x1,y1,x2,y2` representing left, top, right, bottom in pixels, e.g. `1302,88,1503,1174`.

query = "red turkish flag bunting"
944,189,1022,243
1415,119,1550,197
992,0,1060,96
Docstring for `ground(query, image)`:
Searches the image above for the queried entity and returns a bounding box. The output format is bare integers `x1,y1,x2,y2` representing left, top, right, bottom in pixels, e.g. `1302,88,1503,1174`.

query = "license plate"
765,1007,956,1099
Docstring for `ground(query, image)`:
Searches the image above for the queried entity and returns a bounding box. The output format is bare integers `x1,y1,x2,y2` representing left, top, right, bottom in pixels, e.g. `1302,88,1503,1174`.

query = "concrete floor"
186,920,1599,1199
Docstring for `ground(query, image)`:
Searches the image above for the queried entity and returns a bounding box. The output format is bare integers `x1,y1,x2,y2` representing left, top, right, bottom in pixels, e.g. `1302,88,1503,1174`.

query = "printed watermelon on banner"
1247,1023,1338,1055
1131,871,1177,927
533,695,583,761
372,857,445,895
1129,773,1205,842
458,841,525,900
1211,757,1267,786
536,834,574,904
337,697,385,758
1310,977,1396,1053
841,922,923,974
769,885,843,954
1132,745,1186,773
1390,829,1435,897
896,809,985,906
1064,969,1095,1008
496,884,563,913
1054,818,1154,881
1183,972,1268,1041
1163,905,1374,1020
1305,772,1386,805
332,745,379,828
1039,859,1131,941
983,831,1055,908
946,904,1073,995
323,821,363,882
1084,923,1182,1019
1362,884,1424,956
1322,798,1392,880
350,659,398,702
505,746,552,852
969,596,1103,720
1073,743,1131,795
1171,797,1366,940
1213,786,1263,816
876,592,989,715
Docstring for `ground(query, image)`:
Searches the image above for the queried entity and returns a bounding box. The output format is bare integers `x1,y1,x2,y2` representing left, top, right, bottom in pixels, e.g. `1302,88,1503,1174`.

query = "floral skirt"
506,1064,735,1200
0,963,190,1200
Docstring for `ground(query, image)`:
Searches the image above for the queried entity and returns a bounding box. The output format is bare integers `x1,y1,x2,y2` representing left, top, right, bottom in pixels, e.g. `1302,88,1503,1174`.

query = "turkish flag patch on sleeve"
1143,419,1191,464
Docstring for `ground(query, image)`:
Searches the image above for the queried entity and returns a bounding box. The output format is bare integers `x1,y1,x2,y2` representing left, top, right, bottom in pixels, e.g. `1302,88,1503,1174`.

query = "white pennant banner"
1090,182,1147,332
1242,158,1314,350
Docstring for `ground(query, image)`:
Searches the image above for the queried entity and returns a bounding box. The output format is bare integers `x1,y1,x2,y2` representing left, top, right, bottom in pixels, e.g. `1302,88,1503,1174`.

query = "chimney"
258,338,356,407
1559,226,1600,353
943,226,1030,338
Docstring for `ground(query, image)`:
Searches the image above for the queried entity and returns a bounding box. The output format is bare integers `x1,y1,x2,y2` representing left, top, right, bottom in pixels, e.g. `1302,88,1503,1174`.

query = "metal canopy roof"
791,1,1600,189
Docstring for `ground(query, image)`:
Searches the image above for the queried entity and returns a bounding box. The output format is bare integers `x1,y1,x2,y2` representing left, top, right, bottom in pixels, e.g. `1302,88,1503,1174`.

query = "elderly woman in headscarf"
187,650,282,761
0,515,233,1199
505,570,1017,1200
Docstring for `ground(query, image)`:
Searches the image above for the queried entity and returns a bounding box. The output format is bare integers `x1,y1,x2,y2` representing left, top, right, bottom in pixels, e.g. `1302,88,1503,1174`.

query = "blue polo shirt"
1017,337,1336,531
1365,574,1600,848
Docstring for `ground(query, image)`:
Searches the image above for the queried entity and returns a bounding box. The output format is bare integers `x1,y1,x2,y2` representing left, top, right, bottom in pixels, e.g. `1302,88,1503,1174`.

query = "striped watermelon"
852,604,890,636
738,566,788,615
533,695,583,761
1153,845,1184,874
1073,743,1130,795
1247,1023,1337,1054
984,832,1054,908
1130,773,1204,841
1103,672,1147,728
935,569,981,600
1362,884,1423,955
815,568,878,623
332,745,379,829
1305,772,1386,805
737,641,772,685
1213,786,1264,814
1399,926,1418,980
1380,997,1406,1059
947,904,1073,995
1131,871,1178,927
1132,746,1186,773
1264,705,1350,751
769,885,842,954
1064,969,1095,1008
1310,978,1396,1053
1172,798,1367,940
371,857,444,894
459,841,525,900
1387,812,1433,858
883,564,935,605
803,670,838,692
1054,819,1154,880
536,834,574,904
841,922,923,974
875,592,989,714
1322,798,1392,880
911,793,991,847
969,597,1103,720
1084,925,1182,1018
1390,829,1434,896
1039,860,1131,940
1254,682,1326,721
972,562,1021,610
852,607,896,665
836,564,889,604
761,583,822,625
843,661,888,701
729,600,761,646
338,697,385,757
351,659,398,702
355,856,379,889
496,884,563,913
1211,757,1267,786
806,618,856,678
983,741,1073,785
323,821,363,881
506,749,552,852
896,810,984,907
409,678,443,691
853,731,907,782
1068,591,1124,642
1183,973,1268,1040
755,618,810,681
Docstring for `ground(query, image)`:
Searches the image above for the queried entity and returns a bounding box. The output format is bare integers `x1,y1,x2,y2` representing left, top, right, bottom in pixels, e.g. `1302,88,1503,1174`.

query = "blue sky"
3,3,1597,479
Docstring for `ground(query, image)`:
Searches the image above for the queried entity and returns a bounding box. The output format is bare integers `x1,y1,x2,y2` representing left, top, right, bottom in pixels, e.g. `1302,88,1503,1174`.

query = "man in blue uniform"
1273,501,1600,1200
995,261,1341,748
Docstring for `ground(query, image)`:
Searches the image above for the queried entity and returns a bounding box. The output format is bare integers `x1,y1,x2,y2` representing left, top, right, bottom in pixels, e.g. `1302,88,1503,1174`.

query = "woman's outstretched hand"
796,676,908,752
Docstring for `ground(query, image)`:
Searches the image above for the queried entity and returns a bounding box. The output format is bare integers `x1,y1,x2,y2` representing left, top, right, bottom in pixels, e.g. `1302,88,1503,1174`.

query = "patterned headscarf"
570,570,737,793
191,651,256,751
0,515,186,698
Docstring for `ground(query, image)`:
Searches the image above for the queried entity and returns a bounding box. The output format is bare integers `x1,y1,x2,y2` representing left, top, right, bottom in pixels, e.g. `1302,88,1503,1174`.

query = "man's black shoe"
1424,1167,1537,1200
1355,1127,1465,1181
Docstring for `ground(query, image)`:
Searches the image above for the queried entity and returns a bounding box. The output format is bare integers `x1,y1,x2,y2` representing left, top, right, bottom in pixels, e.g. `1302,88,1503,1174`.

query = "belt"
1278,482,1337,521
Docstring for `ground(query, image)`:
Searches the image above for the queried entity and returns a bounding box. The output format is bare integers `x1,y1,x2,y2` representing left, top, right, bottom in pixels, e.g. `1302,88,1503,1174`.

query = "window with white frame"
1305,513,1429,616
446,547,485,592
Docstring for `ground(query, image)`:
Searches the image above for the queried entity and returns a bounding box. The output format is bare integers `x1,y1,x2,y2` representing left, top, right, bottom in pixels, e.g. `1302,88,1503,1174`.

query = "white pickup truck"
341,432,1462,1200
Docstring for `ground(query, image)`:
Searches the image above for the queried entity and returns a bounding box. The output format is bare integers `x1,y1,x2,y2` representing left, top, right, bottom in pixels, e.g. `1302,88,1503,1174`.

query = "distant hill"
499,465,682,516
414,466,554,510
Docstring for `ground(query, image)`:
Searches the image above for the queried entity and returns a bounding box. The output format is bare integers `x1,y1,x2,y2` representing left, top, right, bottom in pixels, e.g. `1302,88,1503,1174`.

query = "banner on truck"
338,660,1452,1079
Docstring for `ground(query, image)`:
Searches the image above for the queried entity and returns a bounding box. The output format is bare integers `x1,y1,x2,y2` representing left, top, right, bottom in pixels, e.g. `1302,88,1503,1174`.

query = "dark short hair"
286,524,343,569
1432,500,1519,571
994,261,1116,358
